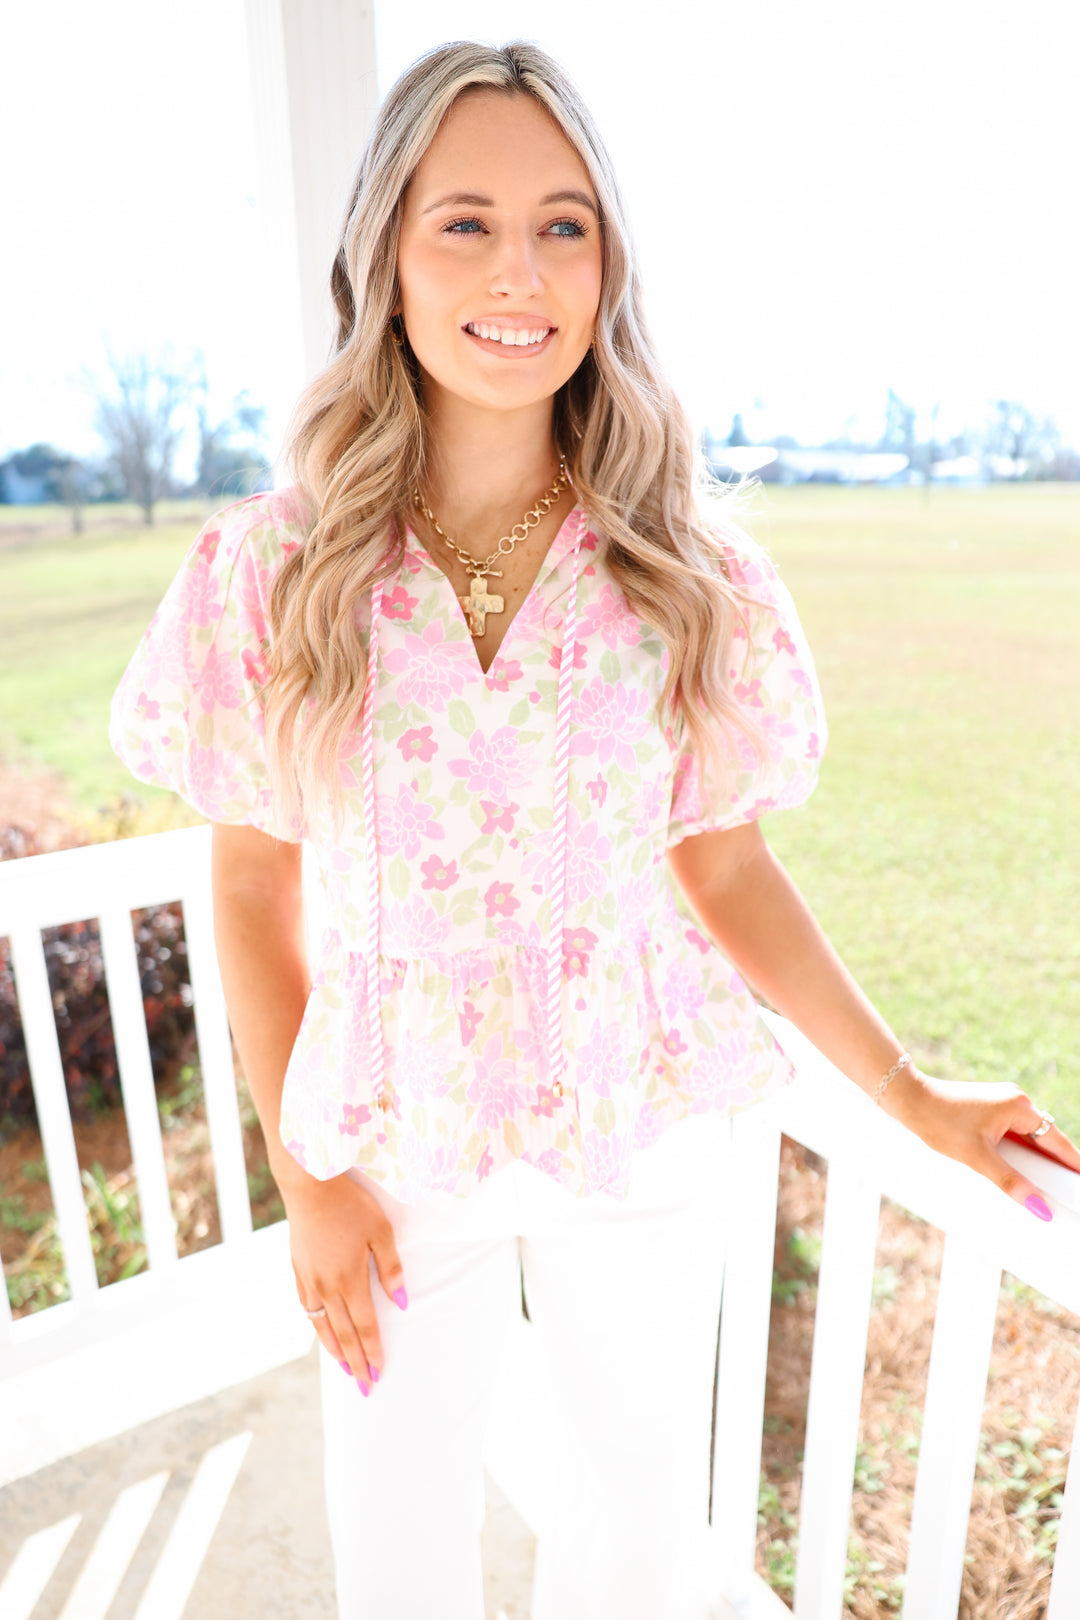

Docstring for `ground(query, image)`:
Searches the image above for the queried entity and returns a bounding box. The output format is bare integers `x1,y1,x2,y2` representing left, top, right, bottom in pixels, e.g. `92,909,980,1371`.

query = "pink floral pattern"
484,656,523,692
384,584,418,620
376,780,444,859
570,678,652,770
484,880,520,920
381,618,470,709
448,726,534,799
480,800,517,834
578,583,642,649
420,854,458,891
110,490,826,1201
397,726,437,763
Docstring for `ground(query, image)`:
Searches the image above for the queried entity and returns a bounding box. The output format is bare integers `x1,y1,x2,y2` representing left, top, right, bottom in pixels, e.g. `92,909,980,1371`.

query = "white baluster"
8,925,98,1302
793,1157,881,1619
903,1235,1002,1618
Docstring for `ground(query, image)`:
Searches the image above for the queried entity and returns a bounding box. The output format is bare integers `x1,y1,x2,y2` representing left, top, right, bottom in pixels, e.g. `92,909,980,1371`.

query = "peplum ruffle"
277,926,796,1201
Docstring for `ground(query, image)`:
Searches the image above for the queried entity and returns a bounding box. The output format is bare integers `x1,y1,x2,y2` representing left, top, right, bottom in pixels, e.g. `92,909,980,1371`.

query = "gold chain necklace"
412,456,570,637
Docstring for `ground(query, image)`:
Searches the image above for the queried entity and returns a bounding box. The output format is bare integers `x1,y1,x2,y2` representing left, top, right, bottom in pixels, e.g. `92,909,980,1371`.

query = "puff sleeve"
108,494,304,842
666,537,827,847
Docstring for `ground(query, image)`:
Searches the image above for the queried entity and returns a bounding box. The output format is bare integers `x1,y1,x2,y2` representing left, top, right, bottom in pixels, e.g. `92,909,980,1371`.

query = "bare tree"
93,352,189,524
53,456,92,533
880,389,917,468
983,400,1060,477
193,365,270,499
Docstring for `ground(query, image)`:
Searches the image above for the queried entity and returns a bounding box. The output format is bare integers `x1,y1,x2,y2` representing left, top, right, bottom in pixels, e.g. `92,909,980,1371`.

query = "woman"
109,40,1079,1620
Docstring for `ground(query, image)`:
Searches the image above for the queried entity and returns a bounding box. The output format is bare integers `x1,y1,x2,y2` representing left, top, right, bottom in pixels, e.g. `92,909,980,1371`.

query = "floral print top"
109,489,827,1201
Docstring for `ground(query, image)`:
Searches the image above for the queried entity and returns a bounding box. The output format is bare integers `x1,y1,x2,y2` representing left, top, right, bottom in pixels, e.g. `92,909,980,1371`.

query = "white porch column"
243,0,379,458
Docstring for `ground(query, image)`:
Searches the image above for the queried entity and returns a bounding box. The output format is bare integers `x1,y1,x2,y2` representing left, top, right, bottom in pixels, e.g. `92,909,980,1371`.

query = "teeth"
466,323,551,345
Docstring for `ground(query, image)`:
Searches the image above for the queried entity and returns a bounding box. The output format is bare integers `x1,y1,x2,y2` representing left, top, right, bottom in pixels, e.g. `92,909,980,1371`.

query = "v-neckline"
403,502,586,679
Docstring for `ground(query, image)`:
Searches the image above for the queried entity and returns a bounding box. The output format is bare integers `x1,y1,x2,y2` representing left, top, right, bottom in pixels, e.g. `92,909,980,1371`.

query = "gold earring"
390,316,405,347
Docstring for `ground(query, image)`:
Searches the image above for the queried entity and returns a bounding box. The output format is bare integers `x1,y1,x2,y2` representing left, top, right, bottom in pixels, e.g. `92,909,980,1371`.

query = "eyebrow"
420,188,599,219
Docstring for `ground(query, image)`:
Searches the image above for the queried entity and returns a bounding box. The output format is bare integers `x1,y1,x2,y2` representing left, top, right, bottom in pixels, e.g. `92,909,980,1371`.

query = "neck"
417,386,565,541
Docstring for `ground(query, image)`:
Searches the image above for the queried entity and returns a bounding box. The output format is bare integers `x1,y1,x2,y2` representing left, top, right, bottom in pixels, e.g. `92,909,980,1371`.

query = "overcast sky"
2,0,1078,467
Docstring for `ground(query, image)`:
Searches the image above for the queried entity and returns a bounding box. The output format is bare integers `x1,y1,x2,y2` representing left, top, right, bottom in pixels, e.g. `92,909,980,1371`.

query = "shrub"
0,823,196,1131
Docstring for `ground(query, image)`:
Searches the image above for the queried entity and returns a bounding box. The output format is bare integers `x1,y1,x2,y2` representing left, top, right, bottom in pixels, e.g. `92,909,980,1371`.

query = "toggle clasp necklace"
413,457,570,637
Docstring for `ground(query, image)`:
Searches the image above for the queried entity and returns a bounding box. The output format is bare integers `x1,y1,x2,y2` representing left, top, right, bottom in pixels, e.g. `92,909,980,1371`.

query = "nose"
488,226,544,299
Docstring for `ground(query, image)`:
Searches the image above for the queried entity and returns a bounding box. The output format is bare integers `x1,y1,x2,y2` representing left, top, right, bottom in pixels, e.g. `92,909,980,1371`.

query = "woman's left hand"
883,1070,1080,1220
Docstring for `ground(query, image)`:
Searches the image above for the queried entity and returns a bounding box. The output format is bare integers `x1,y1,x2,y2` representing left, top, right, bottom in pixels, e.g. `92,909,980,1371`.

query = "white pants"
319,1112,733,1620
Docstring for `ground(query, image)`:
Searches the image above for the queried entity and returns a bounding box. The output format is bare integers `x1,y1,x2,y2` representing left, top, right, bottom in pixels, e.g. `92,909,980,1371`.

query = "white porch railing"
0,828,317,1485
1,828,1078,1619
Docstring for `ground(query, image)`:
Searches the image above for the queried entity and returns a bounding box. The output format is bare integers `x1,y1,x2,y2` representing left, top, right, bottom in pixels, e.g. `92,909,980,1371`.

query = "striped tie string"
361,576,386,1109
545,510,587,1098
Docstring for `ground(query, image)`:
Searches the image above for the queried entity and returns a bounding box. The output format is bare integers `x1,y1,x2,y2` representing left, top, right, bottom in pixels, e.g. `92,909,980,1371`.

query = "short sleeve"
666,537,827,847
108,493,305,842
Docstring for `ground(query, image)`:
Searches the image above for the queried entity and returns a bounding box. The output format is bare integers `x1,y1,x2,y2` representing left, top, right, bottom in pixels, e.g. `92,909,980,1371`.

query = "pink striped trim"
545,511,587,1091
362,578,385,1104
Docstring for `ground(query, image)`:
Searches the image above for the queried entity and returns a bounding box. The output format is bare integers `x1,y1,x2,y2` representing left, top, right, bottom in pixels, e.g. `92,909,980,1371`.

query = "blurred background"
1,5,1077,1611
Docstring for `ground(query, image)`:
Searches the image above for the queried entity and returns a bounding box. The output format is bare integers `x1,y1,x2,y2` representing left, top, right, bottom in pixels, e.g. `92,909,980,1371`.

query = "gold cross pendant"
460,573,504,637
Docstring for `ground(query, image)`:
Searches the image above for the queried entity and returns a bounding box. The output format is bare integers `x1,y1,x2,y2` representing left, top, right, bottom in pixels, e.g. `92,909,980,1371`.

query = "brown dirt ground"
0,763,86,853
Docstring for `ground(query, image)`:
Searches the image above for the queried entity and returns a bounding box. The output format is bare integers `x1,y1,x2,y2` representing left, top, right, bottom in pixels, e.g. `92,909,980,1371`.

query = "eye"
443,216,487,236
545,217,588,239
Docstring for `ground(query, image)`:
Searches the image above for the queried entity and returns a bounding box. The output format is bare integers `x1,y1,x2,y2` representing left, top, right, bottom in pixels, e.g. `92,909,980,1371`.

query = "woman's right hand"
279,1169,408,1395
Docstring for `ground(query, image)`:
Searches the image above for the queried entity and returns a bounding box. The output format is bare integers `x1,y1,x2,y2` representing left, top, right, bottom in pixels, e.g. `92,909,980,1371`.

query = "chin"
427,368,564,414
418,338,587,411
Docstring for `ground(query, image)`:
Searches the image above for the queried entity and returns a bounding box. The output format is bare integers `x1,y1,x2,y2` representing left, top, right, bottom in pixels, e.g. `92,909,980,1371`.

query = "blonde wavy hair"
265,38,760,841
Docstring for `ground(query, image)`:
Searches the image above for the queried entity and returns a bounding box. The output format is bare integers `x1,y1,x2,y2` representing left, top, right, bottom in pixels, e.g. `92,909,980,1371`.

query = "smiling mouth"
463,321,556,351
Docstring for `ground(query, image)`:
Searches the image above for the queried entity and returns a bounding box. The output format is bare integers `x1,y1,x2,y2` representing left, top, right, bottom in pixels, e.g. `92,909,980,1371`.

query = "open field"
755,484,1079,1128
0,498,215,541
0,500,212,830
0,484,1077,1130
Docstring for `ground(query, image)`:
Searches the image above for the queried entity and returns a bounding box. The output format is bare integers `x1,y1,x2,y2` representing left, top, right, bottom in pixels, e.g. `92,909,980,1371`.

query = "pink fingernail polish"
369,1365,380,1384
1025,1194,1053,1222
356,1378,371,1397
338,1360,351,1374
393,1287,408,1310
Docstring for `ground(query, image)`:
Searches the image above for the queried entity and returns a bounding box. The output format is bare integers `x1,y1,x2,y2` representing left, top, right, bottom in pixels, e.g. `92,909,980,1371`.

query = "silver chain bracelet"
874,1051,913,1106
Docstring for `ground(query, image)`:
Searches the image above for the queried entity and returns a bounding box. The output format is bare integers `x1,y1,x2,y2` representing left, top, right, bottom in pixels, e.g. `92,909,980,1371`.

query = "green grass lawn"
1,484,1077,1128
756,483,1079,1125
0,500,212,828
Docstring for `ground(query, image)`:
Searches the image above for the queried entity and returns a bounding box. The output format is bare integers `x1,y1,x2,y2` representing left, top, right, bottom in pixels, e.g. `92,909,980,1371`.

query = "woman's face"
396,89,603,418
